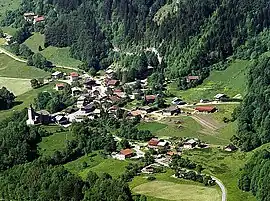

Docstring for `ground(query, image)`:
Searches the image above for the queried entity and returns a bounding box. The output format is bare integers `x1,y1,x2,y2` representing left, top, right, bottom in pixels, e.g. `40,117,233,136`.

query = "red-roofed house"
195,106,217,113
70,72,79,82
33,16,45,24
186,76,200,83
148,138,159,149
55,83,65,91
106,79,120,87
145,95,156,104
120,149,134,159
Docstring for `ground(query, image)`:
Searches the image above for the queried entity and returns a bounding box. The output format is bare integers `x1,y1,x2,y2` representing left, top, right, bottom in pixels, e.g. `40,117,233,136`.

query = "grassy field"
168,59,250,103
0,83,54,121
0,0,20,20
38,126,74,156
24,33,82,67
1,27,18,36
0,54,50,79
183,148,256,201
138,116,230,145
133,181,220,201
0,77,32,96
65,154,129,179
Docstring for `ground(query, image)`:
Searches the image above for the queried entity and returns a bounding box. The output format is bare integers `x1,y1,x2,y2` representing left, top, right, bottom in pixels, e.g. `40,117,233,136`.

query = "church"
26,105,51,125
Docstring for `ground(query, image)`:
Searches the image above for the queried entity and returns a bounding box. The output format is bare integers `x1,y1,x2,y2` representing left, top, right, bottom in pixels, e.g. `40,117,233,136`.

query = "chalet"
140,106,153,113
33,16,45,24
145,95,156,104
52,71,63,79
120,149,134,159
224,144,238,152
72,87,82,96
55,83,65,91
157,141,169,148
130,110,144,118
70,72,79,82
106,79,120,87
214,94,228,101
195,106,217,113
183,139,197,149
84,78,96,89
23,12,36,21
26,105,51,125
163,106,180,116
148,138,159,149
81,103,95,113
55,115,68,125
186,76,200,83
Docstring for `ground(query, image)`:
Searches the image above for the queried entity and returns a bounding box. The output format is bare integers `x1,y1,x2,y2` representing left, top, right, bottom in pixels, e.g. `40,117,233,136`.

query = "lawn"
183,148,256,201
0,83,54,121
24,33,82,67
133,181,220,201
65,154,129,179
38,126,74,156
0,77,32,96
0,54,50,79
167,59,250,103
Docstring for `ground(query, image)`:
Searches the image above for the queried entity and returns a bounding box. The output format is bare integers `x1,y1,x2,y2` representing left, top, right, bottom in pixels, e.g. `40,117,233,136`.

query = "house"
145,95,156,104
52,71,63,79
119,149,134,159
215,94,228,101
163,106,180,116
200,99,210,103
84,78,96,89
157,141,169,148
55,115,68,125
77,96,87,108
172,97,186,105
72,87,82,96
81,103,95,113
106,79,120,87
55,83,65,91
113,89,127,98
33,16,45,24
109,95,121,103
23,12,36,21
183,139,197,149
195,106,217,113
140,106,153,113
130,110,145,118
26,105,51,125
148,138,159,149
224,144,238,152
70,72,79,82
186,76,200,83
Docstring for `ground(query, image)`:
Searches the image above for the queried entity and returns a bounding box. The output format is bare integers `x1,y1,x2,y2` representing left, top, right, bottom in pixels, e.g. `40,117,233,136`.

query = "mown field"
0,77,32,96
167,59,250,103
24,33,82,67
0,54,50,79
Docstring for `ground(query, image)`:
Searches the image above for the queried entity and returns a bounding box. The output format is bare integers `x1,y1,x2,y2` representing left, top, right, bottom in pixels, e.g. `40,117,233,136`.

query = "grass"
1,26,18,36
133,180,220,201
0,0,20,20
167,59,250,102
183,148,256,201
65,154,129,179
0,77,32,96
0,83,54,121
0,54,50,79
24,33,82,67
138,116,230,145
38,126,74,156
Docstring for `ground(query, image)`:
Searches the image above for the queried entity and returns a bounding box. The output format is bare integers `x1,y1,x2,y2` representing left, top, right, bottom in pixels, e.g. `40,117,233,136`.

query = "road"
212,176,227,201
0,46,83,72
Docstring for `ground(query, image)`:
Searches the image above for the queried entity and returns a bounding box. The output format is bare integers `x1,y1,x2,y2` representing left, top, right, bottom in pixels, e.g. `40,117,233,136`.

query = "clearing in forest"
133,180,221,201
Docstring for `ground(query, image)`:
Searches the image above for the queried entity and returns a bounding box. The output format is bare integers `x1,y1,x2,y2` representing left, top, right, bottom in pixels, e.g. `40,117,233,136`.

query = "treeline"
0,87,15,110
233,56,270,151
238,149,270,201
0,160,134,201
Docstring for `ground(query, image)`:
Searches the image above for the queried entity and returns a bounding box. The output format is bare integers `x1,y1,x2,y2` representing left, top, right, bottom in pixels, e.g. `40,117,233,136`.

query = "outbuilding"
195,106,217,113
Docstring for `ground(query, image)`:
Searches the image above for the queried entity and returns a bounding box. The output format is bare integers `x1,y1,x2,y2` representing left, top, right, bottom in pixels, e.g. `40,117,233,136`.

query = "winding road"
212,176,227,201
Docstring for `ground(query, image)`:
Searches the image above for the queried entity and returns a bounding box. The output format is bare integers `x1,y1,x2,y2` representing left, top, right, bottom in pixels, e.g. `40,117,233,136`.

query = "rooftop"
120,149,133,156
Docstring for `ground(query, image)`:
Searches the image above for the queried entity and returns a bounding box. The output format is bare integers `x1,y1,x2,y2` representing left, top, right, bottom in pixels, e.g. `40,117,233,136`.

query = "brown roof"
148,138,159,146
120,149,133,156
109,95,121,102
107,79,119,86
145,95,156,101
195,106,216,112
187,76,200,81
70,72,79,77
130,110,142,116
56,83,64,87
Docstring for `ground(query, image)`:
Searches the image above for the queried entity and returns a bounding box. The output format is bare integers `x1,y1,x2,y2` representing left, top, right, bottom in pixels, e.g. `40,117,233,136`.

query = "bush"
147,176,156,181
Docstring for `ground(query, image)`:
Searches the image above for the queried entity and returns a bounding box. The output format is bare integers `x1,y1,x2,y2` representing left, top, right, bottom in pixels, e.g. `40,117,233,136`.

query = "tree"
120,138,130,149
143,151,154,166
19,44,33,58
30,79,40,89
0,28,4,38
0,87,15,110
32,53,50,69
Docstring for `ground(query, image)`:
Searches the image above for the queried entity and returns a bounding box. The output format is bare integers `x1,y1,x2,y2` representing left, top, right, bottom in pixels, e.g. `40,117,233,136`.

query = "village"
26,66,238,170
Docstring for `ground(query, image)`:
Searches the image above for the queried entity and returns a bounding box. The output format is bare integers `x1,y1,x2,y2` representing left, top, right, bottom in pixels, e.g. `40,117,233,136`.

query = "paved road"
212,176,227,201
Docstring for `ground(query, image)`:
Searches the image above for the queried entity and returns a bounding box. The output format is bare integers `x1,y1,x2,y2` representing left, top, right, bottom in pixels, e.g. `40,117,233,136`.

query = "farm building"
33,16,45,24
23,12,36,21
183,139,197,149
214,94,228,101
115,149,134,160
186,76,200,83
52,71,63,79
195,106,217,113
148,138,159,149
163,106,181,116
224,144,238,152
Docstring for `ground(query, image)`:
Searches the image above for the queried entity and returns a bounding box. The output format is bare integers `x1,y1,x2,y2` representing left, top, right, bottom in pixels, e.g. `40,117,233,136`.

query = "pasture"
24,33,82,67
133,181,221,201
0,77,31,96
